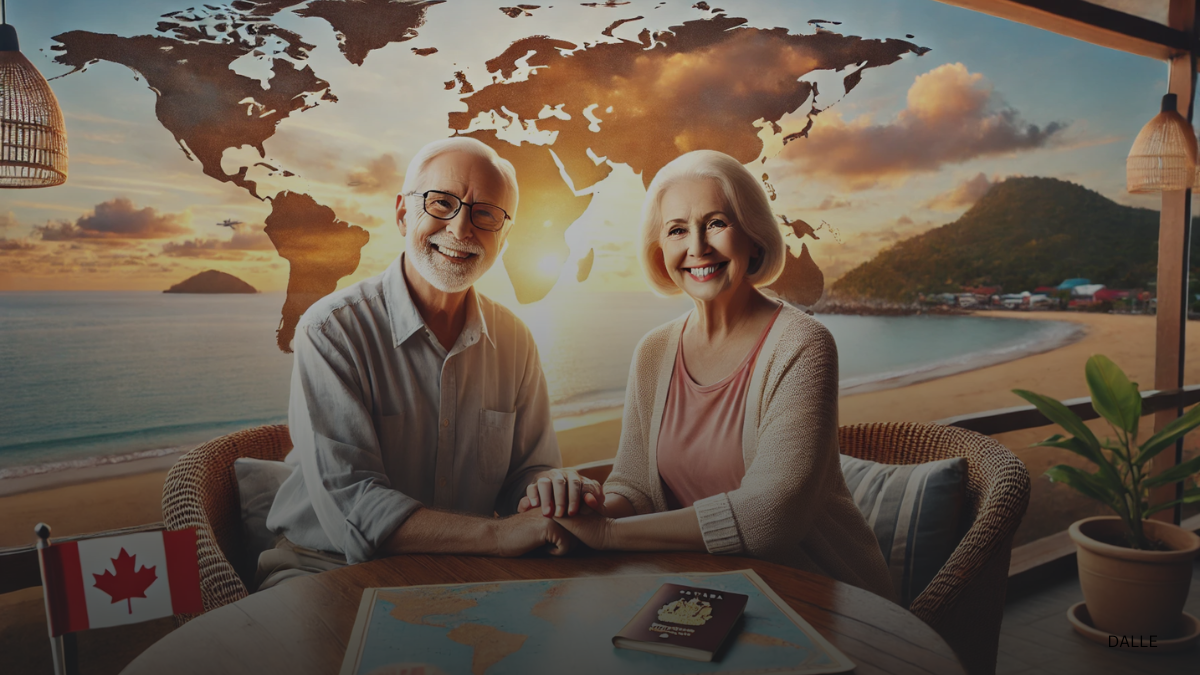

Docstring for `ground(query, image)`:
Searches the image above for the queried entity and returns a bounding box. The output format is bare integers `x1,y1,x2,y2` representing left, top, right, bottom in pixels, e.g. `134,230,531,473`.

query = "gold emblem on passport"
657,598,714,626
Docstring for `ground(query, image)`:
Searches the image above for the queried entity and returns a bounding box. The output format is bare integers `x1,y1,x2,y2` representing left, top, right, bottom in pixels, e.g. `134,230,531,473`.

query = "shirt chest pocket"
477,409,516,482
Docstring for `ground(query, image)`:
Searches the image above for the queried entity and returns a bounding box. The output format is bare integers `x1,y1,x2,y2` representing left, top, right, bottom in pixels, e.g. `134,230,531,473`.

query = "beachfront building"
1056,278,1092,291
1071,283,1106,299
1027,293,1053,309
1094,288,1132,303
959,285,1002,308
999,292,1028,309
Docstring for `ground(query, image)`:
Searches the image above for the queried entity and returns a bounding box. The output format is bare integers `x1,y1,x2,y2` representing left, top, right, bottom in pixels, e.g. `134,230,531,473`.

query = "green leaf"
1144,487,1200,517
1142,454,1200,489
1031,434,1081,454
1013,389,1102,450
1045,465,1121,512
1085,355,1140,433
1136,402,1200,467
1032,435,1124,490
1099,439,1131,463
1127,383,1141,442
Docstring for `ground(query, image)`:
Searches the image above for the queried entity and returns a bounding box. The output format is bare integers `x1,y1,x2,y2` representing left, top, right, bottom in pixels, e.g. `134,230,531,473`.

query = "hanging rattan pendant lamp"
0,0,68,188
1127,93,1196,193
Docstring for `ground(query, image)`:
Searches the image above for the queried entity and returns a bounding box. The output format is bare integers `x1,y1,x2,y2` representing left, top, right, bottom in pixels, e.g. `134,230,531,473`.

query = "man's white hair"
401,137,519,220
639,150,786,296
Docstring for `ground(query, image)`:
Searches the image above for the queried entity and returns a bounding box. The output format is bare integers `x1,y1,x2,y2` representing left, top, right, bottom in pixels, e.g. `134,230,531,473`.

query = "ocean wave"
0,445,191,480
0,319,1082,478
549,390,628,420
0,415,287,478
839,320,1084,395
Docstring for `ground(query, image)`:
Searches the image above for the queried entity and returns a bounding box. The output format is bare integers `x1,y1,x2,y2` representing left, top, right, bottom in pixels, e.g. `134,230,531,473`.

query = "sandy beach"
3,309,1198,550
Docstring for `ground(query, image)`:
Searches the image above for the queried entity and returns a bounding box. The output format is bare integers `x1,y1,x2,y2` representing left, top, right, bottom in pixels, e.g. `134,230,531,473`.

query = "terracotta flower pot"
1069,516,1200,637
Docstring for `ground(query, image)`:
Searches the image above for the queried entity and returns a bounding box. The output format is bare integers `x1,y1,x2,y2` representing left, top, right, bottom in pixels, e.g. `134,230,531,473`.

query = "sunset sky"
0,0,1170,303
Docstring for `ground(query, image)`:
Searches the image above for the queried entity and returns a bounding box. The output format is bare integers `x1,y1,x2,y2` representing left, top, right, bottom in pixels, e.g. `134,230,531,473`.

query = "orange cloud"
814,195,852,210
780,63,1065,190
346,153,402,195
0,243,184,287
331,199,385,229
162,223,274,258
0,238,36,252
925,172,995,211
34,198,191,241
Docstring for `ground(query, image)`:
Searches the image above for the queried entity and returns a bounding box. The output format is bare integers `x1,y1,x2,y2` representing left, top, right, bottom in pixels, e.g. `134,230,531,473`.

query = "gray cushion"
839,454,968,608
233,458,294,587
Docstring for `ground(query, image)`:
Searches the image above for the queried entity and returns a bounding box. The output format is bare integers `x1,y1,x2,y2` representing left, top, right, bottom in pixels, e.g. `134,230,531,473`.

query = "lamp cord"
2,0,6,26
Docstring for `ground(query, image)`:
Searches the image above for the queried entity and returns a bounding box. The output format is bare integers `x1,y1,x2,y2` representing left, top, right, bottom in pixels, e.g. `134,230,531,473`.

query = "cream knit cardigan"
604,303,897,602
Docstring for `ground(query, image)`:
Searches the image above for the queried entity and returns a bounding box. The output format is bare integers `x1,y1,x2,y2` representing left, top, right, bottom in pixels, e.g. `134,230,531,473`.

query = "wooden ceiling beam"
931,0,1192,61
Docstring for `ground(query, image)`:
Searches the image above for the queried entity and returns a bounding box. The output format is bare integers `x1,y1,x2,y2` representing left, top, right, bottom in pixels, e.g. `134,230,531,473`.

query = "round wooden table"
122,552,965,675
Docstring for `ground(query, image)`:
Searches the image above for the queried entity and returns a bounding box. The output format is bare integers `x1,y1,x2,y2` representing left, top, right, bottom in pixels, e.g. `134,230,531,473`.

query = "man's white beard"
406,227,490,293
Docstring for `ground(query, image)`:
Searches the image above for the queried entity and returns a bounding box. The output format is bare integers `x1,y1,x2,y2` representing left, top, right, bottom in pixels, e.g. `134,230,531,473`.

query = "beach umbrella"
0,0,68,188
1127,94,1195,194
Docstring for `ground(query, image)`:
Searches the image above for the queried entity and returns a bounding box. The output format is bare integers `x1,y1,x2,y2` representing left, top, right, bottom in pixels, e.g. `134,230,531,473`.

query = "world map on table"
342,571,853,675
50,1,926,351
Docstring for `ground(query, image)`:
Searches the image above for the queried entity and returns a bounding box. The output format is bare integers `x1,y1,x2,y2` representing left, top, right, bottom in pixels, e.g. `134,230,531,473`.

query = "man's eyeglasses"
409,190,510,232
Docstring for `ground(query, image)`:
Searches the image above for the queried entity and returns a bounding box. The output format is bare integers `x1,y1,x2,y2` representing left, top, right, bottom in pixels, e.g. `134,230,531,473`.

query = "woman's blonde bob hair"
639,150,785,296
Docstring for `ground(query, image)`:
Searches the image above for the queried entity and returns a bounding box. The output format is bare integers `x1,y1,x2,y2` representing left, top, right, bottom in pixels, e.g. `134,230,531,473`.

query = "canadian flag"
39,529,203,636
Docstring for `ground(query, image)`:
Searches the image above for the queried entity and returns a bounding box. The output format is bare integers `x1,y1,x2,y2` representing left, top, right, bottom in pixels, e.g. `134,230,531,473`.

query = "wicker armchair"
838,422,1030,675
161,425,293,620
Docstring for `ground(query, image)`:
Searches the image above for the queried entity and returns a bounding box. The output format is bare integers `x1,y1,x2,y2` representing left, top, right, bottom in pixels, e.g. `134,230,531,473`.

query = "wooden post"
929,0,1188,61
1151,0,1198,525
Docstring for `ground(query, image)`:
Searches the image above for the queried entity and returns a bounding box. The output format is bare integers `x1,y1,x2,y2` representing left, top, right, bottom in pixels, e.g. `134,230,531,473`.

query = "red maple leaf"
92,548,158,614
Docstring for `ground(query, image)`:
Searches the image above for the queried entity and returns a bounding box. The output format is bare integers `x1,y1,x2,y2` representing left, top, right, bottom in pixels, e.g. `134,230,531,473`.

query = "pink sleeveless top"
657,305,782,508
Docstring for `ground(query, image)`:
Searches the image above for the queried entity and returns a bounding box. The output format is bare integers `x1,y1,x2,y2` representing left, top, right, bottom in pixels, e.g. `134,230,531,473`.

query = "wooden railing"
935,385,1200,435
0,522,164,596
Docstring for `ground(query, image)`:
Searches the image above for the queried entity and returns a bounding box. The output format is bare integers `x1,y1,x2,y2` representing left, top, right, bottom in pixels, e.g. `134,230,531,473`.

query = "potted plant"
1014,355,1200,638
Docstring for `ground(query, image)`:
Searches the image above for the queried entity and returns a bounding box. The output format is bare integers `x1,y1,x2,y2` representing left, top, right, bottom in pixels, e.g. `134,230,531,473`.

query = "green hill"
832,177,1195,302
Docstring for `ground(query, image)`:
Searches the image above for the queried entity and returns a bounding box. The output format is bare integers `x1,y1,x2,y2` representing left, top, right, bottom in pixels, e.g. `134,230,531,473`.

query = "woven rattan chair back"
161,425,292,621
838,422,1030,675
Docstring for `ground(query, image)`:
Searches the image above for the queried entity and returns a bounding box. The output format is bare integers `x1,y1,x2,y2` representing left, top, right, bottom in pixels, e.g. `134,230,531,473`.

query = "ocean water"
0,291,1080,476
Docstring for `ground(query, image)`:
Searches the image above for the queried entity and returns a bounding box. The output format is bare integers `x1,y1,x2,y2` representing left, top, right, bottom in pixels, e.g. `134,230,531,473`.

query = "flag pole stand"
36,523,67,675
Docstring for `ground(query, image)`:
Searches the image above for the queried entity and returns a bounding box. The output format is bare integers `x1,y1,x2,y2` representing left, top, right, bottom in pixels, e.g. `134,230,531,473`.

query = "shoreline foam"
839,318,1085,395
0,449,188,498
0,444,192,481
0,313,1086,490
550,314,1086,427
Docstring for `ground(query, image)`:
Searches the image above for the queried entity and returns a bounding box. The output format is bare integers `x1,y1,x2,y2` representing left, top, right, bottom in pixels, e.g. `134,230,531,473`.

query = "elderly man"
264,138,594,581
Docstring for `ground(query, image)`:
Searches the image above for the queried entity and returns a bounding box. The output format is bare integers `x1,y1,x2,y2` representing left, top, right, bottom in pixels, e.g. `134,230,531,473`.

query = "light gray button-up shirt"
266,254,561,564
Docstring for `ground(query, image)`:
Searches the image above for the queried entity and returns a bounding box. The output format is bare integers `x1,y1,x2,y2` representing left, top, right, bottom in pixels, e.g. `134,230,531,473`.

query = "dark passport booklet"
613,583,749,662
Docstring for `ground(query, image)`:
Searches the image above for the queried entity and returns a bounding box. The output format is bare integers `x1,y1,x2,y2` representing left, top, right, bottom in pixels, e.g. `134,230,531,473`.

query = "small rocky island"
164,270,257,294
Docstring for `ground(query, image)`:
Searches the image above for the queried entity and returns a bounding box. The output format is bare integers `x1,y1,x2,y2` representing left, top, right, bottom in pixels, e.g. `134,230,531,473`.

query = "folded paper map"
340,569,854,675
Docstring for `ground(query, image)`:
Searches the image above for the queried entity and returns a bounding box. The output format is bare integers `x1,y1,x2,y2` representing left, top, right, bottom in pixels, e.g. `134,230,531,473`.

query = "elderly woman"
522,149,895,600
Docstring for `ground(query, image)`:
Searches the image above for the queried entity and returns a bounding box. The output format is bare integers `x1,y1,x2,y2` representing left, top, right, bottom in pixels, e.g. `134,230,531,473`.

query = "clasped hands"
502,468,614,556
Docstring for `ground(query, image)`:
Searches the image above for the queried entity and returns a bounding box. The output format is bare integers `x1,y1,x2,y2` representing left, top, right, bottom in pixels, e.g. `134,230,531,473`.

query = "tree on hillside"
831,177,1188,302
